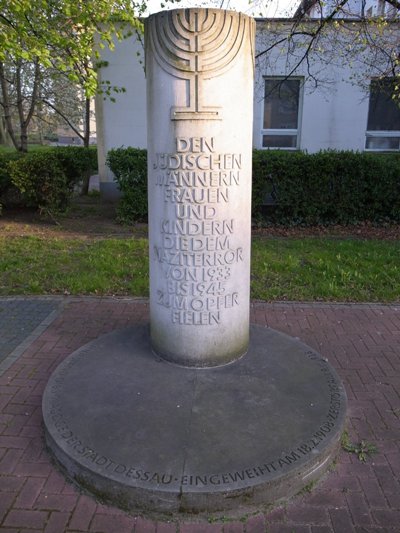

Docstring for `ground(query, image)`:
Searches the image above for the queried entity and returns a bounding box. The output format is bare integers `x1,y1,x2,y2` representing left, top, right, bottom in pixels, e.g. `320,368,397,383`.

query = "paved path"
0,299,61,373
0,297,399,532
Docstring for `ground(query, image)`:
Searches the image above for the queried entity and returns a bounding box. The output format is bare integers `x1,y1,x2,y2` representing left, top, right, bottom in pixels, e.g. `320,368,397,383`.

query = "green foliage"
107,147,400,226
0,232,398,300
53,146,98,191
298,480,317,495
106,147,147,223
1,147,98,214
8,152,71,217
341,431,378,462
0,152,25,209
252,150,400,225
0,152,20,195
0,0,145,97
250,237,400,302
0,235,149,296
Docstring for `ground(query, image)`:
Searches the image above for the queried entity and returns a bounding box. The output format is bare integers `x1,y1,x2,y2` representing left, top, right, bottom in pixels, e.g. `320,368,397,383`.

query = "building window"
365,78,400,151
262,78,302,149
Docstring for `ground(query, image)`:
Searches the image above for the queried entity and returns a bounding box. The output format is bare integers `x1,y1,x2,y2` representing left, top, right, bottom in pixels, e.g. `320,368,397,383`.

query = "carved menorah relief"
147,9,250,120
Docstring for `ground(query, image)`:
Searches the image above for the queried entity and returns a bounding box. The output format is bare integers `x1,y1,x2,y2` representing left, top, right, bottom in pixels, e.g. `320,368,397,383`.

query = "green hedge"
53,146,98,191
106,147,400,225
0,146,98,216
106,147,148,223
9,152,71,216
0,152,25,210
252,150,400,224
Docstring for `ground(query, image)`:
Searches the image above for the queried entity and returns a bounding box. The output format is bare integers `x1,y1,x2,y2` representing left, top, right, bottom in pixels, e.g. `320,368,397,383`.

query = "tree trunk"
0,115,12,146
0,58,41,152
84,97,90,148
15,60,27,152
80,96,92,195
0,61,20,150
19,125,28,152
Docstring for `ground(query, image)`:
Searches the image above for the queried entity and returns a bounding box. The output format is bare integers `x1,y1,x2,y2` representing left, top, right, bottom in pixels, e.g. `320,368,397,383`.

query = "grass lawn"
251,237,399,302
0,236,149,296
0,233,398,302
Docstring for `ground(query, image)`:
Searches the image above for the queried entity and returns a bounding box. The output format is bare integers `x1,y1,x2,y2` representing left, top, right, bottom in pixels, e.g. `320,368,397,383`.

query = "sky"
143,0,301,18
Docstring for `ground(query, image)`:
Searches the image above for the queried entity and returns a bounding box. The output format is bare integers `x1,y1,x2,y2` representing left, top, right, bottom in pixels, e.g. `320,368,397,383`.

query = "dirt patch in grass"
0,197,148,240
1,196,399,240
253,222,400,241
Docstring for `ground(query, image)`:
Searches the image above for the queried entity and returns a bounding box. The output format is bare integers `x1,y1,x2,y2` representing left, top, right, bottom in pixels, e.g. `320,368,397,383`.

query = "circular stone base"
42,325,347,514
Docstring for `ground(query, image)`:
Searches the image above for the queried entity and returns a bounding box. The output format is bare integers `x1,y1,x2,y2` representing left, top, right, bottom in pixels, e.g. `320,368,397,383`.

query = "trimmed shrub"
1,146,98,215
54,146,98,193
0,152,25,210
252,150,400,224
106,146,400,226
8,152,71,217
106,147,147,223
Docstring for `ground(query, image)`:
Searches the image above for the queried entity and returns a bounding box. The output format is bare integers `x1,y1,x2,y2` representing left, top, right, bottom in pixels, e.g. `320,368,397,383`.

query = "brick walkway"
0,299,61,372
0,297,399,532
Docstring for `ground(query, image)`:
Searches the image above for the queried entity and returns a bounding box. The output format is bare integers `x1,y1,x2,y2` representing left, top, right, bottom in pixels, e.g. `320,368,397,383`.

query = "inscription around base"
46,348,345,489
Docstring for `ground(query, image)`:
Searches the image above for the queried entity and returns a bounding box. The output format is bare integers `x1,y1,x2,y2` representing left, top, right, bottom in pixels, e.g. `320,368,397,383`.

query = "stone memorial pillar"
146,8,255,367
42,8,347,514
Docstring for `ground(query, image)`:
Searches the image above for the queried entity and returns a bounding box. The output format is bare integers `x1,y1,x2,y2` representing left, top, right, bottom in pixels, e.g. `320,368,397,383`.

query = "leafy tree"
0,0,145,94
0,0,146,151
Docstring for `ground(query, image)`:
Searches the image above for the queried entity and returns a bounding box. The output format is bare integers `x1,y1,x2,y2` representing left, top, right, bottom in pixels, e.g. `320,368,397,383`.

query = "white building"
96,3,400,197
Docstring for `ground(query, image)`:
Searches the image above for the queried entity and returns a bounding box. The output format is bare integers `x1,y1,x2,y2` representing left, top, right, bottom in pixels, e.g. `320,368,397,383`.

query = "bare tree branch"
0,13,17,29
42,97,84,141
25,59,40,127
384,0,400,10
15,61,25,129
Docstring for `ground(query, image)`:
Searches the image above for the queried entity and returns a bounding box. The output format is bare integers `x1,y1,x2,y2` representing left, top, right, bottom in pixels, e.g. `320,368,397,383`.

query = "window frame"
260,76,303,151
365,78,400,152
365,131,400,152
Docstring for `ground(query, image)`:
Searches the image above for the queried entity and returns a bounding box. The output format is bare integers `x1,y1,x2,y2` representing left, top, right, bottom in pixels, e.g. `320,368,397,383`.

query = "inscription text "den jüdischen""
153,136,243,325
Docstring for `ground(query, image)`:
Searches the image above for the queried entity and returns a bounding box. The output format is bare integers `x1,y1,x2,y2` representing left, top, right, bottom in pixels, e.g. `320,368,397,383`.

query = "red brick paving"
0,297,399,532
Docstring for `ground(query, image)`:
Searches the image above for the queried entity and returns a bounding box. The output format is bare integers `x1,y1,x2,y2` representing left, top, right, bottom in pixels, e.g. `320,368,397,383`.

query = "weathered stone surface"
146,9,255,366
42,324,347,514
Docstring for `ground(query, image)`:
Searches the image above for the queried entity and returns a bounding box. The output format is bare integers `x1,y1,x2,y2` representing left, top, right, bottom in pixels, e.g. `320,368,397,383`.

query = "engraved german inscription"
154,136,243,325
47,347,345,491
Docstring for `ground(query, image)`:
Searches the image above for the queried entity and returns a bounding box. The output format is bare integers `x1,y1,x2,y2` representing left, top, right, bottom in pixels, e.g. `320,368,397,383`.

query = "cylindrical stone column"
146,8,255,367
